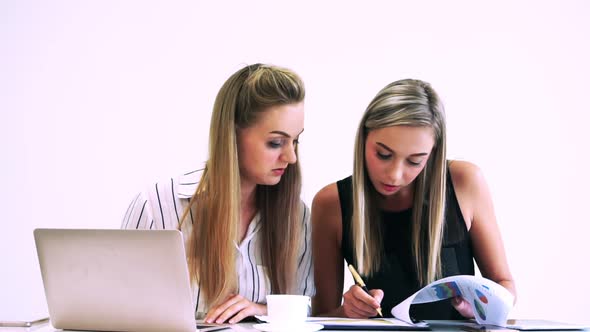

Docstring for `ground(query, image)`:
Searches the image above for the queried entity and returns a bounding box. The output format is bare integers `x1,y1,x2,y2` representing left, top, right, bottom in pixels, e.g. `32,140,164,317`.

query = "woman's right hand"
341,285,384,318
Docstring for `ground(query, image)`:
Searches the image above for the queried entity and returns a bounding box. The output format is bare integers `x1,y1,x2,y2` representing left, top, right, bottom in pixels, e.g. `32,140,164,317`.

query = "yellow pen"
348,264,384,318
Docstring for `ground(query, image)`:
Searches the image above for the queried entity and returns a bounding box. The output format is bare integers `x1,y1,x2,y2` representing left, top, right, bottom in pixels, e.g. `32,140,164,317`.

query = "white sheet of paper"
307,317,428,328
391,275,514,327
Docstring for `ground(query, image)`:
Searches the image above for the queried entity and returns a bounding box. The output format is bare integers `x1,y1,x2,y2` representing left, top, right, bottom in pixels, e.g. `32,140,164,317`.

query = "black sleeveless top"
337,169,475,319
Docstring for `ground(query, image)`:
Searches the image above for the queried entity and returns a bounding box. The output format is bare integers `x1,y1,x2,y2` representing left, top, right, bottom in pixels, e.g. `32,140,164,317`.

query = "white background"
1,0,589,325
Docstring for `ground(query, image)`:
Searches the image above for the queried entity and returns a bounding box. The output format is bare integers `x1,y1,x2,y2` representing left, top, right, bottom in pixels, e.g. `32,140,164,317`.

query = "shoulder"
311,182,343,240
139,168,204,214
448,160,491,228
448,160,486,193
299,200,311,224
175,168,205,198
312,182,341,214
136,169,201,200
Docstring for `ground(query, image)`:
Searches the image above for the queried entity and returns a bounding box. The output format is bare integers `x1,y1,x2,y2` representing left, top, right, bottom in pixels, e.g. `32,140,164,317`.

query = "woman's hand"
204,294,267,324
452,296,474,318
341,285,384,318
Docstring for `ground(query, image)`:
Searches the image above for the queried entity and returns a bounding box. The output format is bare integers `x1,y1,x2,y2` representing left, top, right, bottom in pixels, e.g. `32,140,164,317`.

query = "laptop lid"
34,228,196,332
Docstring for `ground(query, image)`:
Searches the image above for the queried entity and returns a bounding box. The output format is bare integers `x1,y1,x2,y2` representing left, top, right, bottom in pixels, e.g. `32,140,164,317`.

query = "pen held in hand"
347,264,383,318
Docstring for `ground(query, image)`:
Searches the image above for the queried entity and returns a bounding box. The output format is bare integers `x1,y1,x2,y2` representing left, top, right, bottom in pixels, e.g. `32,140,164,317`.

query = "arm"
311,183,383,317
311,183,345,316
204,204,313,324
294,203,315,297
450,161,517,299
204,294,266,324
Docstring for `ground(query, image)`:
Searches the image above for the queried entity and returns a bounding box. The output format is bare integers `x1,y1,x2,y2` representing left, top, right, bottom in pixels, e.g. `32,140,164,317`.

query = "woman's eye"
407,159,422,166
267,140,283,148
377,152,391,160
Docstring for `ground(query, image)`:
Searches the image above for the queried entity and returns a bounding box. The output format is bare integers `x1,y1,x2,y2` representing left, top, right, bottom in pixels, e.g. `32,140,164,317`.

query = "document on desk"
307,317,429,330
425,319,590,331
392,275,514,327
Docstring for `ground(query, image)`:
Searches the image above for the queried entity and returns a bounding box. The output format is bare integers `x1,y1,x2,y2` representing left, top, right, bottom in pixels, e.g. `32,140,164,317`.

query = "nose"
281,143,298,164
387,160,403,184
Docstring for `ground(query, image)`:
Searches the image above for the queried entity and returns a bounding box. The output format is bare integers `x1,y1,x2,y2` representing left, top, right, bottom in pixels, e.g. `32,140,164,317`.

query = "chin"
268,179,282,186
378,188,401,197
259,177,281,186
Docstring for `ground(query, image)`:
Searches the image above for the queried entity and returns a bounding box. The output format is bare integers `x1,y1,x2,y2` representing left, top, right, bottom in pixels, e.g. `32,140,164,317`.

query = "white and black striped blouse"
121,169,315,318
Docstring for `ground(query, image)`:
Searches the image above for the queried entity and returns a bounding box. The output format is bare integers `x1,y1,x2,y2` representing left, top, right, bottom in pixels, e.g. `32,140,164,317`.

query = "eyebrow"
376,142,429,157
269,128,305,138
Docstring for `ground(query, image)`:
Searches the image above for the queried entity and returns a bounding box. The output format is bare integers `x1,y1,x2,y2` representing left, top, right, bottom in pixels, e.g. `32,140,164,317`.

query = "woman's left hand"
451,296,474,318
204,294,267,324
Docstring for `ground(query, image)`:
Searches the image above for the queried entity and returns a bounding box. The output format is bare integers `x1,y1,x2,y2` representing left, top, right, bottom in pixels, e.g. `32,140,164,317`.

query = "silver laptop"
34,228,196,332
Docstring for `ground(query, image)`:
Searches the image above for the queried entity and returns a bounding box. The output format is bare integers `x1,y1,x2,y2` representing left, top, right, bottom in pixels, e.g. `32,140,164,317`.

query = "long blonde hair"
351,79,447,286
181,64,305,307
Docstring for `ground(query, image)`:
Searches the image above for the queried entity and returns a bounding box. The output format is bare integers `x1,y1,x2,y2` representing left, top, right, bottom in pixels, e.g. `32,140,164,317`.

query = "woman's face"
237,102,304,188
364,125,435,198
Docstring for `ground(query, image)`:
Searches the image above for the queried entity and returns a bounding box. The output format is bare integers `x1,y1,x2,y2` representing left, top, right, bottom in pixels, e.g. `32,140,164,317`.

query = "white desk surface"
2,320,588,332
3,321,427,332
0,323,261,332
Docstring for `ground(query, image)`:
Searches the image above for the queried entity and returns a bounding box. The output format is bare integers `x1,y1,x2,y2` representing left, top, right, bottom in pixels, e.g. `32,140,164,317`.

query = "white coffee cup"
266,294,310,325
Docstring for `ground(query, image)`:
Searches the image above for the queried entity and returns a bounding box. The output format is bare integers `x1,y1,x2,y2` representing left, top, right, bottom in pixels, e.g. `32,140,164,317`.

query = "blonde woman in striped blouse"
122,64,314,323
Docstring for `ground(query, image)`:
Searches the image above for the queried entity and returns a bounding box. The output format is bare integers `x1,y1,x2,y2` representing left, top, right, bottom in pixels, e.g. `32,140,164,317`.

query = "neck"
240,179,257,209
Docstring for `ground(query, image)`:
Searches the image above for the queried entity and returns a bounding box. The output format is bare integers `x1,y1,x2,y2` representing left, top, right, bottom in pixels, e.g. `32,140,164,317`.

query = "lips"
272,168,286,175
382,183,400,192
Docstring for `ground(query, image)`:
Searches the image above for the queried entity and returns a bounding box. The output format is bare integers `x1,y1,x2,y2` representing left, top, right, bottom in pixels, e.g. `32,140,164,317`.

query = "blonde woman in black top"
311,79,515,319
